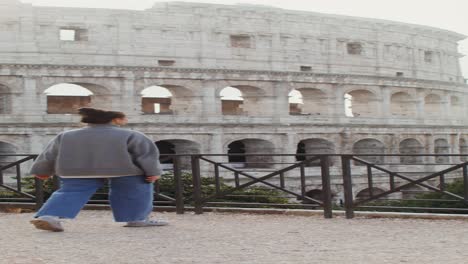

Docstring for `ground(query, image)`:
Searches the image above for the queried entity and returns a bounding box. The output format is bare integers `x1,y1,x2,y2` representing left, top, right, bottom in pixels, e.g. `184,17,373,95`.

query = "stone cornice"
1,63,466,89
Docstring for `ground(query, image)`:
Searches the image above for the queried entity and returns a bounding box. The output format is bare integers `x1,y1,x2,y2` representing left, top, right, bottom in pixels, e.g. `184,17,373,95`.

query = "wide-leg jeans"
35,175,153,222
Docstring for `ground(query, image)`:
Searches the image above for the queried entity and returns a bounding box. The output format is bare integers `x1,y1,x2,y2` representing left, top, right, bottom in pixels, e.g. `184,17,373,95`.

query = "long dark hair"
77,108,126,124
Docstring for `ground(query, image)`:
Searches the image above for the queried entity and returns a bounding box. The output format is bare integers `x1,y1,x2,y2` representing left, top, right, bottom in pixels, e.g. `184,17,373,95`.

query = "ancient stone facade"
0,1,467,199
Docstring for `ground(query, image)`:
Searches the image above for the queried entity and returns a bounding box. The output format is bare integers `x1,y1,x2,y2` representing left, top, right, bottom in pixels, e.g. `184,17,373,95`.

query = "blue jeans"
35,176,153,222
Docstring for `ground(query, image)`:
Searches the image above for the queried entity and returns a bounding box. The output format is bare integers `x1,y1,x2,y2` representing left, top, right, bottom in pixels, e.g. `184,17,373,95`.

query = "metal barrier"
1,153,468,218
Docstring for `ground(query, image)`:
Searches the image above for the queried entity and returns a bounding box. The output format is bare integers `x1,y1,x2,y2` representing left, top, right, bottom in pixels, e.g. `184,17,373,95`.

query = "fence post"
34,177,44,210
463,165,468,201
173,156,185,214
320,156,333,219
341,155,354,219
191,155,203,214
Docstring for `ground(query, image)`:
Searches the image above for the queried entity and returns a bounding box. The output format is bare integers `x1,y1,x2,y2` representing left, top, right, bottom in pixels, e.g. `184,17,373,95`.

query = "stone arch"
141,86,173,114
294,88,328,116
355,187,386,200
226,138,275,168
44,83,93,114
399,138,424,164
0,84,12,114
220,87,244,115
434,138,450,164
390,92,417,117
139,84,195,115
352,138,385,165
460,138,468,162
344,89,378,117
424,94,443,117
43,82,114,112
155,139,201,170
218,85,267,116
296,138,335,166
288,89,303,115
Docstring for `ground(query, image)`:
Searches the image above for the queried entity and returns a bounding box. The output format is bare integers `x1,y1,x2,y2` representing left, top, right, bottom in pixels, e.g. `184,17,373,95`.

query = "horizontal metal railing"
1,153,467,218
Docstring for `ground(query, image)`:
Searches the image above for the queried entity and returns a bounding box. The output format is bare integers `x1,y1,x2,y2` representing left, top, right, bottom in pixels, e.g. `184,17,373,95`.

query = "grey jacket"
30,124,163,178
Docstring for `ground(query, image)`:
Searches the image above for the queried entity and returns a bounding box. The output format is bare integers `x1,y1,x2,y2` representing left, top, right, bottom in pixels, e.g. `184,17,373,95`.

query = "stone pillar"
23,77,46,117
121,76,139,117
200,81,221,122
333,85,345,117
272,82,289,122
424,134,435,163
442,94,451,120
450,134,461,163
381,86,391,119
387,134,400,164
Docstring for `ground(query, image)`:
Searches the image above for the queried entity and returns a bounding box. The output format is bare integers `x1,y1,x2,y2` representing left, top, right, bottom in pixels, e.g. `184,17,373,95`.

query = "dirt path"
2,211,468,264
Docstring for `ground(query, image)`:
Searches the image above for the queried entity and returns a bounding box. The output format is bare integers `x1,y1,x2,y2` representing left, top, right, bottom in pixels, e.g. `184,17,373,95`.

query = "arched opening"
424,94,443,117
434,139,450,164
391,92,417,117
450,96,463,118
155,139,200,169
460,138,468,162
44,83,92,114
228,141,246,163
220,87,244,115
356,187,385,201
0,84,12,114
295,138,335,166
155,141,176,164
295,88,328,116
288,90,303,115
399,138,424,164
344,90,378,117
141,86,173,114
303,189,323,204
352,139,385,165
227,139,275,168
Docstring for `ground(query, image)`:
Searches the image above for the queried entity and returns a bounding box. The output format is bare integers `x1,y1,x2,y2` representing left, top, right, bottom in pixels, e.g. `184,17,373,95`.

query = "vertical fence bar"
341,155,354,219
463,165,468,201
214,163,220,194
191,155,203,214
16,165,21,192
34,177,44,210
439,174,445,191
234,172,240,187
300,163,306,198
279,172,285,189
367,165,373,197
0,170,3,185
173,156,184,214
389,172,395,191
320,156,333,219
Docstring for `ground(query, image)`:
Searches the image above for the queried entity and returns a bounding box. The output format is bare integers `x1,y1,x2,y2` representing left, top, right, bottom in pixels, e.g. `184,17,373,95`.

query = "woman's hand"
145,175,160,183
35,175,50,180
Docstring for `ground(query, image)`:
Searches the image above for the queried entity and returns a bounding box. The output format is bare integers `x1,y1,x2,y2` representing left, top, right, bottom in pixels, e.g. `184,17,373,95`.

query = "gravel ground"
1,210,468,264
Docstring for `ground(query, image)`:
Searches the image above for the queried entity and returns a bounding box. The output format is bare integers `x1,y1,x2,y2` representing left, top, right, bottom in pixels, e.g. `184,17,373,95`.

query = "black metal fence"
1,153,468,218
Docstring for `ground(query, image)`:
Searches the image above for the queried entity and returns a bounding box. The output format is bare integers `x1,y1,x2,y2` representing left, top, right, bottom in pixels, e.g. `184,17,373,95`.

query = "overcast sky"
20,0,468,78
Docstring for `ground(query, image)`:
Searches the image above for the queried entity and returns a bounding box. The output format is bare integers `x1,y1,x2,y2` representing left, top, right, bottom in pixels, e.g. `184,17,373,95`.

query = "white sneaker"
30,215,64,232
124,218,169,227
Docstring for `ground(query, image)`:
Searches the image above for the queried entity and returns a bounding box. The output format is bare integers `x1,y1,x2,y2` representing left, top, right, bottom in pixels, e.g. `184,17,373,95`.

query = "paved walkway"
1,210,468,264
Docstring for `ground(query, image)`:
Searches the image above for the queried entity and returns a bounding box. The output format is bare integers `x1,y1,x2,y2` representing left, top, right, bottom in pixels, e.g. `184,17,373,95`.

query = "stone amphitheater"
0,0,467,200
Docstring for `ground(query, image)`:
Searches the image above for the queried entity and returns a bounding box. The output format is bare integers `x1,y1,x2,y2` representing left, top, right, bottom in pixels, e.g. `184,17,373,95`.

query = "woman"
29,107,168,232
